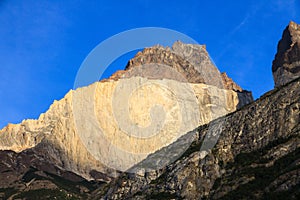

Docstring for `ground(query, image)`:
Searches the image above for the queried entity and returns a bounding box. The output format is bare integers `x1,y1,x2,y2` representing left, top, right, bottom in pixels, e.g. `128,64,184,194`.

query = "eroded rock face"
111,41,250,92
108,41,253,106
0,91,112,181
103,77,300,200
0,78,245,179
273,21,300,87
0,42,252,182
1,23,299,199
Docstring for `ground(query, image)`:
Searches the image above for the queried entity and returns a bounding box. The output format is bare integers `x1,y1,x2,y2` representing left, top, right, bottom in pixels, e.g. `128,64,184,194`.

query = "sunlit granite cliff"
0,41,252,190
2,21,298,199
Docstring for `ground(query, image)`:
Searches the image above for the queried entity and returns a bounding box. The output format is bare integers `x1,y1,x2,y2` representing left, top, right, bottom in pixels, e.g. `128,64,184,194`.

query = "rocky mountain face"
0,21,299,200
101,21,300,200
273,21,300,87
102,76,300,200
0,40,253,199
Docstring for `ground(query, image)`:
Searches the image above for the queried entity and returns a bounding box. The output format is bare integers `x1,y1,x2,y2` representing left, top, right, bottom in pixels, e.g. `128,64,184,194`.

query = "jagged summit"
272,21,300,87
109,41,248,93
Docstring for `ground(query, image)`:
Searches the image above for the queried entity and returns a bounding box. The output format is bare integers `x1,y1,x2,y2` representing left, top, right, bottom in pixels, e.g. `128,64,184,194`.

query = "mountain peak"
109,42,249,94
272,21,300,87
288,20,300,30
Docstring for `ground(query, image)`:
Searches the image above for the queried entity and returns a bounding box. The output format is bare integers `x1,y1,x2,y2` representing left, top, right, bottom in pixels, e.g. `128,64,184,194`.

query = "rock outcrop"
0,22,299,200
102,76,300,200
110,41,252,93
0,149,103,199
109,41,253,109
0,77,298,200
0,79,244,179
0,42,252,182
273,21,300,87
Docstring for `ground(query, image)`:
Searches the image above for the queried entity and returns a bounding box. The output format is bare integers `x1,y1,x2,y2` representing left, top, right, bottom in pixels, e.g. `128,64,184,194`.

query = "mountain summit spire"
272,21,300,87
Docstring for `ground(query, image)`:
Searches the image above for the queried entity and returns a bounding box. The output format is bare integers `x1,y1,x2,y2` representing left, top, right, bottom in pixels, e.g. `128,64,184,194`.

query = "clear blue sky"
0,0,299,129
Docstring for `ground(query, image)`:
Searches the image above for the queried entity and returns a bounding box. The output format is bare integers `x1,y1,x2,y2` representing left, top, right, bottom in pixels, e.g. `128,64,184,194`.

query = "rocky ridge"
109,41,253,108
0,41,252,187
109,41,250,93
0,77,298,199
1,21,299,200
102,76,300,200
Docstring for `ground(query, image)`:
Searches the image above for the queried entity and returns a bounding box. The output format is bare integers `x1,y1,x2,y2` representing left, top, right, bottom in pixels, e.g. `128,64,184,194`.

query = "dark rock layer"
273,21,300,87
109,41,251,93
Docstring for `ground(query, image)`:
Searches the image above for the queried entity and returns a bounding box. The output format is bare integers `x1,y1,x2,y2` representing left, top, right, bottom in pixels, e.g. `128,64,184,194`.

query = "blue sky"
0,0,299,129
